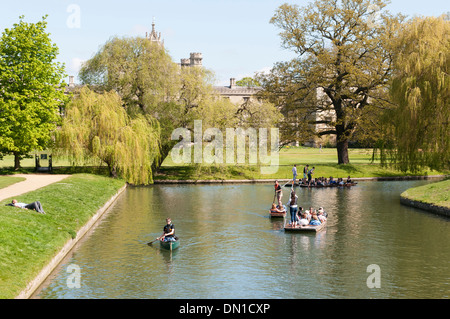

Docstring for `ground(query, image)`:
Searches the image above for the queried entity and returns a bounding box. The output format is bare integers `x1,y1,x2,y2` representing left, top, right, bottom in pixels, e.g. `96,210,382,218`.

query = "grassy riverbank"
401,179,450,209
0,174,125,299
156,147,448,180
0,176,26,189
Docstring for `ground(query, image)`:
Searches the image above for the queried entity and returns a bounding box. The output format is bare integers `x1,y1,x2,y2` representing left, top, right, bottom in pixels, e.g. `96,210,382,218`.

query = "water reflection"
35,180,449,299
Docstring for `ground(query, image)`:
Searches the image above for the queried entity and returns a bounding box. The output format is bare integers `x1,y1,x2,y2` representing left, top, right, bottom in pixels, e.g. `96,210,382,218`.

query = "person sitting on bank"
7,199,45,214
159,218,176,242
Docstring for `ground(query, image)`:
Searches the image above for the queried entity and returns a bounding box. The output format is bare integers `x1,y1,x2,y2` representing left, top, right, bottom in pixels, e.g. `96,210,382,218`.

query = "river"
33,180,449,299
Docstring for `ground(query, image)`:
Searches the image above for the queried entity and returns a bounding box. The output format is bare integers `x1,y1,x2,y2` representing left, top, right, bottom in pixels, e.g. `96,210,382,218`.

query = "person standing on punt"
159,218,176,242
303,164,309,181
292,164,297,185
286,189,299,227
307,166,315,185
274,180,283,203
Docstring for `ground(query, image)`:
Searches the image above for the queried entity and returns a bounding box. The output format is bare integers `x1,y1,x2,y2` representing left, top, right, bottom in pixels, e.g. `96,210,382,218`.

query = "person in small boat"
346,176,353,184
286,189,299,227
338,178,345,186
299,212,309,226
296,206,303,219
159,218,176,242
309,213,322,226
304,210,311,222
316,177,324,186
317,209,327,223
318,207,328,218
271,203,285,213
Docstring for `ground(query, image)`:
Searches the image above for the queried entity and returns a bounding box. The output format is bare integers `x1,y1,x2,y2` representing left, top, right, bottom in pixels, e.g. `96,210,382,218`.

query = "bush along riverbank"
0,174,125,299
400,179,450,217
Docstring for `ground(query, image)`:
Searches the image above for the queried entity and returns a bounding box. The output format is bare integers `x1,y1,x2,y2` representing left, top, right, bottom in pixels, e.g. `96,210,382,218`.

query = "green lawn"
0,176,26,189
157,146,447,180
401,179,450,209
0,174,125,299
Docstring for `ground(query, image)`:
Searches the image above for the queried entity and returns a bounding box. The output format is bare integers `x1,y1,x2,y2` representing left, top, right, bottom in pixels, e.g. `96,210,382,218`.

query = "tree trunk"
14,152,21,170
336,139,350,164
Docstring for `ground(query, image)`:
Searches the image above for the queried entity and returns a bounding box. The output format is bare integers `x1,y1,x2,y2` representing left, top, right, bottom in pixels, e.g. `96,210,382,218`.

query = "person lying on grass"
6,199,46,214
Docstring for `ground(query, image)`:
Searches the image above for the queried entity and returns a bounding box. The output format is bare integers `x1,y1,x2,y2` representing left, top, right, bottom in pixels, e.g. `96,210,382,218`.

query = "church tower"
146,18,164,47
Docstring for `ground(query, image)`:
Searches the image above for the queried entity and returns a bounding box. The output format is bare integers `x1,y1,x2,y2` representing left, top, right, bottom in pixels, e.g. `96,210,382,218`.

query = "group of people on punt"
271,181,328,227
304,175,354,187
292,164,354,187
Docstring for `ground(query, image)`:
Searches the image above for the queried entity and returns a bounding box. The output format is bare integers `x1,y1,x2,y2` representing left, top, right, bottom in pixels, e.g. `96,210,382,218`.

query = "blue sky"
1,0,448,86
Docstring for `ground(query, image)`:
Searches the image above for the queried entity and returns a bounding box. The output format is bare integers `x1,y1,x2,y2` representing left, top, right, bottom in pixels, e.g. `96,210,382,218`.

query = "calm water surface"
34,180,449,299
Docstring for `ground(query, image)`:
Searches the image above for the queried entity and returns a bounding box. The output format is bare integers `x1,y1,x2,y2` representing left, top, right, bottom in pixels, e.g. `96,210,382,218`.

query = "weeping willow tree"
79,36,240,169
387,16,450,172
56,87,160,185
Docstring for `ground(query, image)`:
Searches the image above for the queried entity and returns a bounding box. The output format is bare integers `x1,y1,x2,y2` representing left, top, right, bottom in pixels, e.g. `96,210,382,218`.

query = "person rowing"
158,218,176,242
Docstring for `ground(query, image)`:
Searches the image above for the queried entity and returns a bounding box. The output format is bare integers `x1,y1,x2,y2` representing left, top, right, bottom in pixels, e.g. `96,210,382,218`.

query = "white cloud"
67,57,86,78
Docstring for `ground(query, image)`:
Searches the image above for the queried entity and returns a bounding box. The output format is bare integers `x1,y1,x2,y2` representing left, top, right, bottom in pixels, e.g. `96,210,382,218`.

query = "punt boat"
269,210,287,218
160,236,180,251
284,220,327,232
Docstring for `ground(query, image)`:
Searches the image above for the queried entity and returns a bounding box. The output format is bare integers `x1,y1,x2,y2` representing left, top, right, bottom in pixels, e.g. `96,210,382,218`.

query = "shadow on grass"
0,166,110,177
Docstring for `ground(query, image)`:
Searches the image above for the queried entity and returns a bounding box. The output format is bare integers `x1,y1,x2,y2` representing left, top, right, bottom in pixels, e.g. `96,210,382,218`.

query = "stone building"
213,77,261,106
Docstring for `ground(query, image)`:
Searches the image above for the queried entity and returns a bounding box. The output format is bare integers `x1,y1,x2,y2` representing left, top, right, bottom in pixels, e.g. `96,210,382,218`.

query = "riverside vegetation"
0,174,125,299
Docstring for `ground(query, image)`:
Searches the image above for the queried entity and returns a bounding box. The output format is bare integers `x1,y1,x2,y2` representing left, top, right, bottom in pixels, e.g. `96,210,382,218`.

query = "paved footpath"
0,174,71,202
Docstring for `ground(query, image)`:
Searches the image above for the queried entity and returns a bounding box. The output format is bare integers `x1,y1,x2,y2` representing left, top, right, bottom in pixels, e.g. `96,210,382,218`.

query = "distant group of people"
271,183,328,228
292,164,315,186
304,176,354,187
292,164,355,187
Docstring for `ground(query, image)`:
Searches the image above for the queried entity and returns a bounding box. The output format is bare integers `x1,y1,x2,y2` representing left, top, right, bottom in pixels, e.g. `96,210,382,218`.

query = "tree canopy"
79,36,241,170
387,15,450,172
0,15,68,169
258,0,403,163
56,87,160,185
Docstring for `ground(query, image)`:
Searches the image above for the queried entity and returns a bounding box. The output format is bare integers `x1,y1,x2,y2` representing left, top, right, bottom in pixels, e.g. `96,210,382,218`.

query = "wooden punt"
284,220,327,232
159,236,180,251
269,210,287,218
299,183,357,188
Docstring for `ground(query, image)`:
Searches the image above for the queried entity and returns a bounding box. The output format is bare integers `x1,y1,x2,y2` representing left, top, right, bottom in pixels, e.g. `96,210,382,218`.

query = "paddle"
147,238,161,246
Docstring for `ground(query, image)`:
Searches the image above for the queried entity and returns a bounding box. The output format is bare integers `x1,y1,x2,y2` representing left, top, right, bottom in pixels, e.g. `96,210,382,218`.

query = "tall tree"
0,15,68,169
387,16,450,172
258,0,402,163
236,77,261,88
79,36,239,169
56,87,160,185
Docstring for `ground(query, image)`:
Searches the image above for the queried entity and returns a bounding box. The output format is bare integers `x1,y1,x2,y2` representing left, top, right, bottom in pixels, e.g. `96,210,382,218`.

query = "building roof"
213,86,261,96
